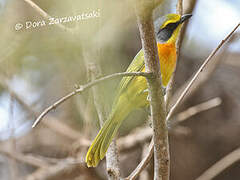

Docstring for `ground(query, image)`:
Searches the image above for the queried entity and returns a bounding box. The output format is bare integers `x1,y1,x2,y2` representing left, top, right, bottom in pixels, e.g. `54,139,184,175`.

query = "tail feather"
100,120,120,159
86,113,121,167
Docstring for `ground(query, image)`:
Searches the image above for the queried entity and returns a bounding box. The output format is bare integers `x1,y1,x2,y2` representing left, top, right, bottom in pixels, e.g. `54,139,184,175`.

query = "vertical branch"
135,1,169,179
166,0,197,109
139,143,152,180
8,95,19,180
88,62,120,180
178,0,197,46
165,0,183,108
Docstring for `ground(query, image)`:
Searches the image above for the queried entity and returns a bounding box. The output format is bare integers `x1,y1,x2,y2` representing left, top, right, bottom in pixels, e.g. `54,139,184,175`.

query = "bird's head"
154,13,192,44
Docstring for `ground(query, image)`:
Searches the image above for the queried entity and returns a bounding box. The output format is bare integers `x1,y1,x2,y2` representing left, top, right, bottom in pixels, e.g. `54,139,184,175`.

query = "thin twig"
196,147,240,180
178,0,197,46
172,97,222,125
32,71,151,128
166,0,194,109
8,95,19,180
23,0,73,33
118,127,152,153
0,74,87,142
167,22,240,121
169,27,237,110
139,143,151,180
125,139,154,180
123,96,222,180
0,149,49,168
25,158,98,180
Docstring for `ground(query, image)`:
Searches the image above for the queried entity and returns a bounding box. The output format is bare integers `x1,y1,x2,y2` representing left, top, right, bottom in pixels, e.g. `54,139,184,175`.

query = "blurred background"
0,0,240,179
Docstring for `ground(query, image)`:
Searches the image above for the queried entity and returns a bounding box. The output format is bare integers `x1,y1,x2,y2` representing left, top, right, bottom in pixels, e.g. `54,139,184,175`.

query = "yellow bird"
86,13,192,167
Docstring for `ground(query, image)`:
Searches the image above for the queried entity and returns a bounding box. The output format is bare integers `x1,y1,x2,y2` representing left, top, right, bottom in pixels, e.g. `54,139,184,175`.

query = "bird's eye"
157,22,178,35
165,22,179,31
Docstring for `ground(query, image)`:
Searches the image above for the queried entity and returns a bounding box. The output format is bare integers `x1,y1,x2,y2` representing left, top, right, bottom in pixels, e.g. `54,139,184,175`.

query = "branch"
171,97,222,125
32,71,151,128
123,96,221,180
23,0,73,33
88,63,120,179
125,139,154,180
166,0,195,109
139,143,151,180
135,1,168,179
8,95,19,180
124,21,240,180
196,147,240,180
169,29,237,111
0,74,87,142
178,0,197,46
0,148,49,168
25,158,98,180
118,127,152,153
167,22,240,121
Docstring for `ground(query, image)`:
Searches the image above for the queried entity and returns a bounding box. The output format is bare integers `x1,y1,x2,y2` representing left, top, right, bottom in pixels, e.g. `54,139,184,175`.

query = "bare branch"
139,143,151,180
167,22,240,121
25,158,97,180
179,0,197,46
125,140,154,180
196,147,240,180
23,0,73,33
166,0,195,109
32,71,151,128
123,96,222,180
171,97,222,125
135,1,168,179
124,21,240,180
176,0,183,15
0,148,49,168
8,96,19,180
118,127,152,153
170,28,237,110
0,74,87,142
88,63,120,179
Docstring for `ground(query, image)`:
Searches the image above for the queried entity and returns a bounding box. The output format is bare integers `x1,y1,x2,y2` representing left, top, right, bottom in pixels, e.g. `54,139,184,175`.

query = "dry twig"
167,22,240,120
32,72,151,128
166,0,195,109
0,74,87,142
25,158,98,180
125,21,240,180
0,148,49,168
172,97,222,125
23,0,73,33
125,140,154,180
196,147,240,180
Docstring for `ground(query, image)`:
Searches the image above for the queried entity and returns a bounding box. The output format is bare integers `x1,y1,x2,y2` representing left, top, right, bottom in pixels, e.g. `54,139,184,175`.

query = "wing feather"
113,50,145,106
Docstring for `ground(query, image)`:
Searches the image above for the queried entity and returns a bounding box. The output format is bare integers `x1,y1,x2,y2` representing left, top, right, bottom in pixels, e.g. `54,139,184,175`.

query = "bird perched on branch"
86,13,192,167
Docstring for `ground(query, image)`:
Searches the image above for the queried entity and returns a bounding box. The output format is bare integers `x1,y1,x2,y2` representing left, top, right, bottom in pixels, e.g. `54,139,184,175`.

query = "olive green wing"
113,49,145,104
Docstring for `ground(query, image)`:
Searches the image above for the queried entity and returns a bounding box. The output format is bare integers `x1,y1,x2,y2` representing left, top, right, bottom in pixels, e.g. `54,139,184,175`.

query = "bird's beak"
180,14,192,24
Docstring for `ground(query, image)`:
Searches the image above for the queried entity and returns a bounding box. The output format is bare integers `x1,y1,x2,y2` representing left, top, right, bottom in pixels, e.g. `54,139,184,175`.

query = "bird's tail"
85,107,129,167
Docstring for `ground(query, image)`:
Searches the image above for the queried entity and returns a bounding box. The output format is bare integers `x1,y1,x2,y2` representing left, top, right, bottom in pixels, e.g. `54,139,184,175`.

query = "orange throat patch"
157,42,177,87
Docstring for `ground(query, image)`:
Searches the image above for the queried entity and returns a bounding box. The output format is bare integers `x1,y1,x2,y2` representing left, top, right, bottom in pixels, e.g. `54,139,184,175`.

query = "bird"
85,13,192,167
